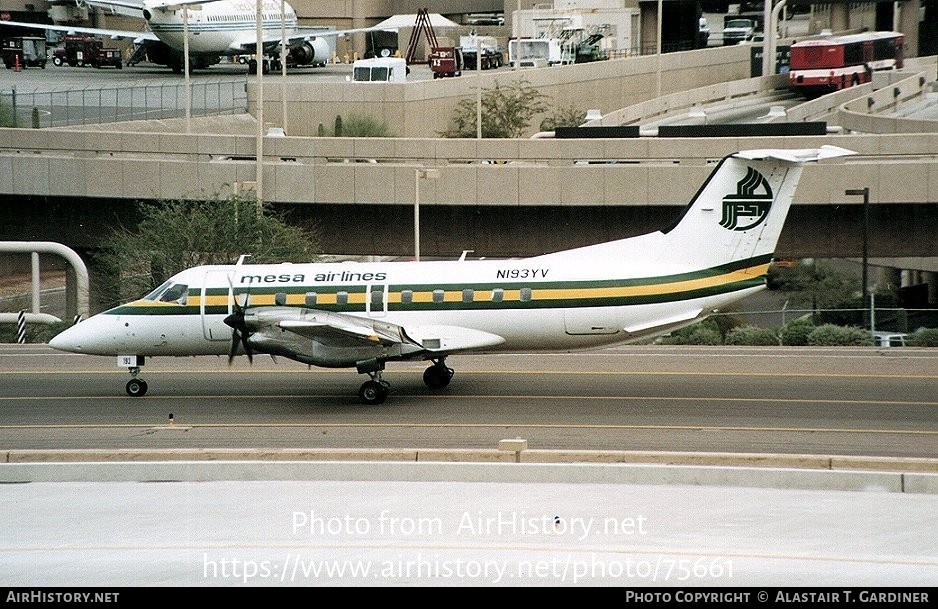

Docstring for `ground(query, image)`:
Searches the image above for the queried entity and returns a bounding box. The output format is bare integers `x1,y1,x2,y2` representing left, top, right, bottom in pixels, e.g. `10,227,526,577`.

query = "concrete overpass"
2,45,938,313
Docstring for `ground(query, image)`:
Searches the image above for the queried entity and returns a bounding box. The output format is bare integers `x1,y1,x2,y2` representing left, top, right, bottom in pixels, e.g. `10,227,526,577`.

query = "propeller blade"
223,293,253,364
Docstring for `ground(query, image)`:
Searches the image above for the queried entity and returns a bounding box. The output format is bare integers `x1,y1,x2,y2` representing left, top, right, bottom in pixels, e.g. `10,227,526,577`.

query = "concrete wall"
253,46,755,138
4,126,938,209
839,71,938,134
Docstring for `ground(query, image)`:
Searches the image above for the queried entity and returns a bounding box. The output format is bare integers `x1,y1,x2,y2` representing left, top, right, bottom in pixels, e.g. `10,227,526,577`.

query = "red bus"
788,31,904,97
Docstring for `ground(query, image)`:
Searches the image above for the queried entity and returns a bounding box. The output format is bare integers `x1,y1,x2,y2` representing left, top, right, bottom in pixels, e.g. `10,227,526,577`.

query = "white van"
351,57,408,82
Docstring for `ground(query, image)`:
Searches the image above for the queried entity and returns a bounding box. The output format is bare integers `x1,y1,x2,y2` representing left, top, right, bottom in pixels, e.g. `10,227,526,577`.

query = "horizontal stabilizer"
734,145,856,164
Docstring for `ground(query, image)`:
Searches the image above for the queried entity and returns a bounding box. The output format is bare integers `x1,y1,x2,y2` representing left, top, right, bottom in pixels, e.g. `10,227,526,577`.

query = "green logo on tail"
720,167,772,231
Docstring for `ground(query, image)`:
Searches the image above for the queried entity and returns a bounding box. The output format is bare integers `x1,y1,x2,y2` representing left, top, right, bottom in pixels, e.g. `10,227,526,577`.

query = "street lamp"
846,187,871,334
414,168,441,261
845,187,870,303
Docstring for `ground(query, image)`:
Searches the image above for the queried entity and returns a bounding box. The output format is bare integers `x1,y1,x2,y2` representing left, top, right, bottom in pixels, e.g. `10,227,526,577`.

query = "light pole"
845,187,870,305
846,187,870,330
414,168,441,261
255,0,264,212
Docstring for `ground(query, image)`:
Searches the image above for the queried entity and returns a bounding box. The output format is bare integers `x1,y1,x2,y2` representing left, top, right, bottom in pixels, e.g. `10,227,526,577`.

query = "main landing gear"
356,358,454,405
423,359,454,390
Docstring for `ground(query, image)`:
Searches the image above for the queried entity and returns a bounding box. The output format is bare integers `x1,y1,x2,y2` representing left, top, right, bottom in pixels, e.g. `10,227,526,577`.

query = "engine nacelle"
288,38,330,66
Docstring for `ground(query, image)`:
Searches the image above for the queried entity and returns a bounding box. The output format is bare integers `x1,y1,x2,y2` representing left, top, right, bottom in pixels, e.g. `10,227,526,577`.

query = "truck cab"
429,47,463,78
351,57,408,82
52,35,122,69
722,18,757,46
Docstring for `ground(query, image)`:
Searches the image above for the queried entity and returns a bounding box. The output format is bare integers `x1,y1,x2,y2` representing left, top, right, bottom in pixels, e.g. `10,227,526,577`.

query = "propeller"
224,291,253,365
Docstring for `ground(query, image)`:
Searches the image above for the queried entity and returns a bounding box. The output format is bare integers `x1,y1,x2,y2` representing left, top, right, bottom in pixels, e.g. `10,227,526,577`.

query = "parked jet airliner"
0,0,389,73
49,146,855,404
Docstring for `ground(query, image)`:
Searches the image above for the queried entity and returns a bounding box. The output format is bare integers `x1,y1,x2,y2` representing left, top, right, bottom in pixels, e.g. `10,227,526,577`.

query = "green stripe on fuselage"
104,257,771,316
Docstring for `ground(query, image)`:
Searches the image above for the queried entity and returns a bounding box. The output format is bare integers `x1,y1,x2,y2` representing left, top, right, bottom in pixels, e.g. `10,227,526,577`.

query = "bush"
725,326,779,346
0,98,18,128
907,328,938,347
0,320,70,344
660,321,722,345
807,324,873,346
440,80,548,138
779,319,815,346
341,114,394,137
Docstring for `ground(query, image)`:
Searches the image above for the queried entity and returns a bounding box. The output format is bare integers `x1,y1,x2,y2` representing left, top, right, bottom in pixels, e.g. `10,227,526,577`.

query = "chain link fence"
0,80,247,128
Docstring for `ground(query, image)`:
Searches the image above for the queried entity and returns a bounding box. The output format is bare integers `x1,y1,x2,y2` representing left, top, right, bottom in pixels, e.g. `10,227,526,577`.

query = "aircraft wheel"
423,364,453,390
359,380,389,405
126,378,148,397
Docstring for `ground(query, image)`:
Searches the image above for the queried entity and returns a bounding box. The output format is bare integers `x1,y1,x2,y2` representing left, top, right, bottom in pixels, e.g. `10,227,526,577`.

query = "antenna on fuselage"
236,254,253,265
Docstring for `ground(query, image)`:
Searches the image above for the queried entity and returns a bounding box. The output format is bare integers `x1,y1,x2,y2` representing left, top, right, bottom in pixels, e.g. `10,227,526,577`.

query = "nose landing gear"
119,356,148,397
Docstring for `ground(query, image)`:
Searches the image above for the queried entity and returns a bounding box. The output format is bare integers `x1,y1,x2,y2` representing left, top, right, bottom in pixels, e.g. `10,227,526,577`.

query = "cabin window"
371,288,384,308
305,292,318,306
462,289,474,303
491,288,504,302
336,291,348,306
274,292,287,306
432,289,444,303
401,289,413,304
520,287,532,302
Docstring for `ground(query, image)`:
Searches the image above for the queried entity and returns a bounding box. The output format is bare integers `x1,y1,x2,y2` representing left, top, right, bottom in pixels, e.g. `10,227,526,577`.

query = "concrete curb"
3,448,938,471
1,450,936,494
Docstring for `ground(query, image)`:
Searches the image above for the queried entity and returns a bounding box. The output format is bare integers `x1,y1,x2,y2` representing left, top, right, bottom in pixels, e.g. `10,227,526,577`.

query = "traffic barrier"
16,310,26,344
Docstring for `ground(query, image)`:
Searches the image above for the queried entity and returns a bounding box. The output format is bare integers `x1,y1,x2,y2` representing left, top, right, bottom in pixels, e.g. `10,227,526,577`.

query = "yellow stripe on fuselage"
126,263,767,309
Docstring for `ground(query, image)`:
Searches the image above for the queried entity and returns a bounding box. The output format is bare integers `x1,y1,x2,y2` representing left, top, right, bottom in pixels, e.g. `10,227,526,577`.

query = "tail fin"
662,145,856,269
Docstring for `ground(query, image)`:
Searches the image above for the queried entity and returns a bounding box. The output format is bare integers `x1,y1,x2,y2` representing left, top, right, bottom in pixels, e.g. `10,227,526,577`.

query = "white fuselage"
145,0,298,55
50,253,767,360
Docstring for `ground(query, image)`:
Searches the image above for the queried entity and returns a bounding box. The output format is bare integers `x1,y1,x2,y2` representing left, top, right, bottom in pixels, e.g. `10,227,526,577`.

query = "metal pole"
280,0,287,134
656,0,662,97
255,0,264,212
183,6,191,132
763,0,771,78
476,37,482,139
414,169,421,261
846,187,870,326
31,252,40,314
414,169,440,261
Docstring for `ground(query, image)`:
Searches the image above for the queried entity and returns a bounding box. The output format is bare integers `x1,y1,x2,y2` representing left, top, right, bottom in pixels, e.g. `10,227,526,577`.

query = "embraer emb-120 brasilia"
49,146,856,404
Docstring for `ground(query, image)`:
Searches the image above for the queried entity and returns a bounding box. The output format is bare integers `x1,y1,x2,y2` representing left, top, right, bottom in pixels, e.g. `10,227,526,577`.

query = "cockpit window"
143,280,188,305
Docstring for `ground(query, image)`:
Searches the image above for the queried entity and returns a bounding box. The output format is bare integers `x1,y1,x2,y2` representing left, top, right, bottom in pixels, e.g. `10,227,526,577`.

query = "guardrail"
0,242,88,334
0,80,247,128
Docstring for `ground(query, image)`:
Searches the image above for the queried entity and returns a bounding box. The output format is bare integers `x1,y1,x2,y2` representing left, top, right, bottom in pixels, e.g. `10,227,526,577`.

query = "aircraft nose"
48,324,82,353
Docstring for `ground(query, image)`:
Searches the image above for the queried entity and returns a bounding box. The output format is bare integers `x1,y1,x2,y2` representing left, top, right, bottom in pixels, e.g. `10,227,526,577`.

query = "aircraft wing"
80,0,147,18
275,313,505,353
231,25,400,54
277,316,403,348
0,19,157,43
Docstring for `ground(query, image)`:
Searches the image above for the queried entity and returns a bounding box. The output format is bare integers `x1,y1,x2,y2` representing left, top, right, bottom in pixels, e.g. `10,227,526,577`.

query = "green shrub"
725,326,779,346
31,320,71,343
779,319,815,346
660,322,722,345
0,320,70,344
0,98,18,128
907,328,938,347
807,324,873,346
341,114,394,137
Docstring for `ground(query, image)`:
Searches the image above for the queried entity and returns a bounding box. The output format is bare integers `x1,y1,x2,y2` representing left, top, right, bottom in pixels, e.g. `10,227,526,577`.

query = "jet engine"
288,38,330,67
